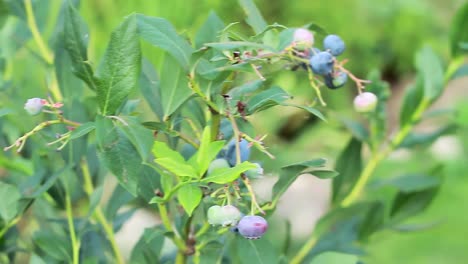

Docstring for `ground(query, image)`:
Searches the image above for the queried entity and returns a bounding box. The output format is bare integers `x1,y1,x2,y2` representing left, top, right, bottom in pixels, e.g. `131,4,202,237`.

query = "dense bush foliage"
0,0,467,263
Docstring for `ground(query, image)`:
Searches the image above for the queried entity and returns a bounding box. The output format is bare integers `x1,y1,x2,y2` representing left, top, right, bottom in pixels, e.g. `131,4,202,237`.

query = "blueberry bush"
1,0,467,263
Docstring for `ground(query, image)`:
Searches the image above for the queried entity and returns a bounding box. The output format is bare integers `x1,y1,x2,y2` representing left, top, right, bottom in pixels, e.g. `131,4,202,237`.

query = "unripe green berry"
207,158,230,175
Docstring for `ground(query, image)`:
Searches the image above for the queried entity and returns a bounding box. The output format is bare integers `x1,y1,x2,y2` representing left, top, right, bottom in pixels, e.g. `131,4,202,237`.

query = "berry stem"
307,67,327,106
3,118,80,152
24,0,53,65
64,183,80,264
81,160,125,264
158,203,188,252
336,64,371,94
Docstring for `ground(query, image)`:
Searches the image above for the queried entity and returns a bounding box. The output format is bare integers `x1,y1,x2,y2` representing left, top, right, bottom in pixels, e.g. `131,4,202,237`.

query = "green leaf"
117,117,154,161
95,14,141,115
64,3,97,90
178,184,202,216
390,186,440,223
310,252,358,264
130,227,165,263
136,14,193,70
309,170,339,179
0,182,21,222
95,115,150,196
198,241,224,264
358,201,385,240
228,80,264,100
272,158,327,201
25,165,70,199
0,108,13,117
87,186,103,218
281,158,327,171
204,41,274,51
340,118,369,142
105,184,133,220
399,76,424,127
332,138,362,204
389,168,442,223
281,103,326,121
139,58,164,120
195,11,225,49
415,46,444,102
238,0,268,34
188,127,225,176
149,196,165,204
33,231,71,262
399,124,457,149
276,28,295,51
372,174,441,193
235,236,278,264
70,122,95,139
202,162,257,184
159,54,193,121
152,141,198,178
247,86,291,114
450,3,468,57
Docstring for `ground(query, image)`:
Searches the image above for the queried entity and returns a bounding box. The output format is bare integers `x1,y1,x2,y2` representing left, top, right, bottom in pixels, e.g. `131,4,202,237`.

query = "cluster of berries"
206,138,267,239
293,29,378,113
207,205,268,239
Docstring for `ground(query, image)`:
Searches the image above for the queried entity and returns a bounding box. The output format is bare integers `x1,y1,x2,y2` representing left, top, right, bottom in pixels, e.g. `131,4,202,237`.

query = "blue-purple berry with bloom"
310,52,334,75
226,138,251,167
323,34,345,56
237,215,268,239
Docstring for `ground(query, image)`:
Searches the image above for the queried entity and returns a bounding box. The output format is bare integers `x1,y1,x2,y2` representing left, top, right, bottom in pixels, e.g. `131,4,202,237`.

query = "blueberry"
323,34,345,56
293,28,314,49
310,52,334,75
207,158,230,175
245,163,264,179
324,71,348,89
207,205,223,225
353,92,378,112
237,215,268,239
220,205,242,226
24,98,45,115
226,139,251,167
207,205,242,226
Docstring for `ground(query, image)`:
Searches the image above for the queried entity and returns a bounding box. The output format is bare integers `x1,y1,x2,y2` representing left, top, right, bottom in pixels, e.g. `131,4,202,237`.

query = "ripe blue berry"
237,215,268,239
226,139,251,167
324,71,348,89
353,92,378,112
24,98,45,115
207,158,230,175
310,52,334,75
323,34,345,56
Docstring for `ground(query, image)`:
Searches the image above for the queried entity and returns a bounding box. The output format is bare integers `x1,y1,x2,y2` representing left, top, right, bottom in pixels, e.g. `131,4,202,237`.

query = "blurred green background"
1,0,467,263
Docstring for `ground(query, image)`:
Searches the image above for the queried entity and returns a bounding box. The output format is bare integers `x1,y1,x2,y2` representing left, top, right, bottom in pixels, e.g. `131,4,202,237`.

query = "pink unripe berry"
353,92,378,113
293,28,314,48
24,98,45,115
